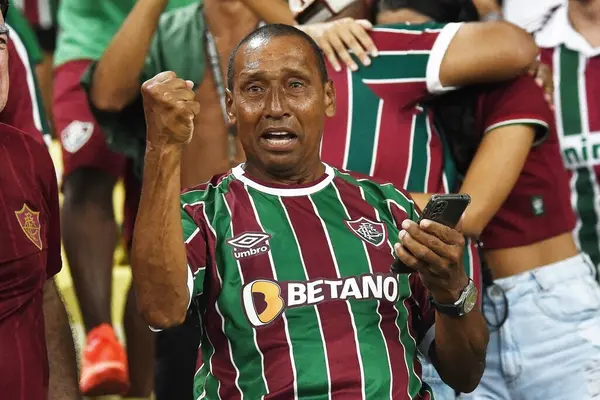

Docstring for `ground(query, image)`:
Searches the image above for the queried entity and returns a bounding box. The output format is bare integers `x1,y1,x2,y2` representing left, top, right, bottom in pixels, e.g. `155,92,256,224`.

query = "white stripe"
362,77,426,85
278,197,332,400
369,100,384,176
221,194,266,398
245,189,298,400
202,203,243,399
343,67,354,169
9,25,43,133
426,23,463,94
577,54,600,247
231,163,335,197
484,118,550,135
308,194,366,400
370,27,442,34
403,113,418,188
553,48,582,250
38,0,53,29
185,227,200,244
353,185,395,400
424,113,433,191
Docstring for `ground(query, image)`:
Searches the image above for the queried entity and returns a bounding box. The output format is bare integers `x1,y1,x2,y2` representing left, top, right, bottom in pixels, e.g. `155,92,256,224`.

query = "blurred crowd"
2,0,600,399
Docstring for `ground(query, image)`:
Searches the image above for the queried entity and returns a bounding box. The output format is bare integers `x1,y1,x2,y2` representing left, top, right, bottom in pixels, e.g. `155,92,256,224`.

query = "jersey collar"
232,163,335,197
536,5,600,58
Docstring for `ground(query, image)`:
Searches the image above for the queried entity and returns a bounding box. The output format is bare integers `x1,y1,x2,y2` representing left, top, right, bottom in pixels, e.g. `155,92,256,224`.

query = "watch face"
463,286,479,314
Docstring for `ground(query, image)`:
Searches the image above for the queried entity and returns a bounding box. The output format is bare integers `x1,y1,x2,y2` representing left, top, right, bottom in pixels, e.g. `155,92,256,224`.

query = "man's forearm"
431,308,489,393
91,0,168,111
43,279,81,400
131,144,189,329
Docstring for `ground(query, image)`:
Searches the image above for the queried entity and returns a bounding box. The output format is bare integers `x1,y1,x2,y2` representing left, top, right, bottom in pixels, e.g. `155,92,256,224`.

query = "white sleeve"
426,22,464,94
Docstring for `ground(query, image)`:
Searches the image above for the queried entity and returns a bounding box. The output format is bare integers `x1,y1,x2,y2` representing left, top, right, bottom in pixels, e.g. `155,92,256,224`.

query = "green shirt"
54,0,198,67
80,2,206,177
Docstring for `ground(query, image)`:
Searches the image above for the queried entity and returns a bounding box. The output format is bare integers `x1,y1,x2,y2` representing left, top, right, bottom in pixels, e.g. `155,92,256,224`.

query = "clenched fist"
142,71,201,146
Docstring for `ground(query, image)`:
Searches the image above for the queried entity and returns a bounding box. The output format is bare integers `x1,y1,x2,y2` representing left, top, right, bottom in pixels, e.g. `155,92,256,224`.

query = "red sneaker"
79,324,130,396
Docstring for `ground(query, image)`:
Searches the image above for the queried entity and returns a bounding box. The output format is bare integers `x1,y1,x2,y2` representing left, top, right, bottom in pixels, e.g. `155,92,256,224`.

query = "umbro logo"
226,232,272,260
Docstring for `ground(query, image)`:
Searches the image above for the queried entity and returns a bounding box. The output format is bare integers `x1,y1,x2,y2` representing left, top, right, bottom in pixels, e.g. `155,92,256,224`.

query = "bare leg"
61,168,117,331
43,279,81,400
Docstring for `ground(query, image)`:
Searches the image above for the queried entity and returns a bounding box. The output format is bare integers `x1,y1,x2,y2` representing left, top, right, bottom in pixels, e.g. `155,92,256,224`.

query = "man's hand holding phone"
394,218,469,303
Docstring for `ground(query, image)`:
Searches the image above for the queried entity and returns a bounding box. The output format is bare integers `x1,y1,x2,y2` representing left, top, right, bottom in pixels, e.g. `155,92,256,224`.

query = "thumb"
185,80,195,90
355,19,373,30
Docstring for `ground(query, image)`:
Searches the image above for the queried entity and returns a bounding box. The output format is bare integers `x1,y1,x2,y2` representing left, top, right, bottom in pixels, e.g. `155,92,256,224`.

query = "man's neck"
243,160,327,187
204,0,260,38
568,0,600,48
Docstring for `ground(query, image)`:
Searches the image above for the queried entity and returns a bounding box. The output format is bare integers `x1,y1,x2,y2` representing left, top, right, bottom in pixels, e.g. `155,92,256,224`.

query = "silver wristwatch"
428,279,478,318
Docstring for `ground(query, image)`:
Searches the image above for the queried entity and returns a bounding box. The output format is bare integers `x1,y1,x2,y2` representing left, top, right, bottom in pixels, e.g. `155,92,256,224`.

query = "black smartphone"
391,194,471,274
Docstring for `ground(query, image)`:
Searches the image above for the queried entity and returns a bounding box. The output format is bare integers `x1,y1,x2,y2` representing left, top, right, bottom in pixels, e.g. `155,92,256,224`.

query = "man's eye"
247,85,264,93
289,81,304,89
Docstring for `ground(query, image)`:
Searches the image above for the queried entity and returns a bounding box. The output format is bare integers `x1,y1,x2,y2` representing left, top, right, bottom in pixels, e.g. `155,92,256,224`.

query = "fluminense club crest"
345,217,387,247
15,204,42,250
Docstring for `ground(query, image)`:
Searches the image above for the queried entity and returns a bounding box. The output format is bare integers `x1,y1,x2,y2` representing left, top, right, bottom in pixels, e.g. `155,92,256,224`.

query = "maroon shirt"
476,76,576,249
0,122,61,321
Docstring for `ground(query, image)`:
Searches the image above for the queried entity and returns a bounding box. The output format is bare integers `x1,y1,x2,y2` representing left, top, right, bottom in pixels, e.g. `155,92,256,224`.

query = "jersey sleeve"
181,202,208,307
359,22,463,106
32,140,62,277
1,29,47,142
475,76,552,146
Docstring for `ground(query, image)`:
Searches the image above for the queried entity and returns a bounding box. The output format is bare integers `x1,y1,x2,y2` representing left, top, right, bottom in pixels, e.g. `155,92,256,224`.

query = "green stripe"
559,46,582,137
351,178,423,397
311,184,391,399
183,176,268,398
346,75,381,173
405,111,430,192
247,188,330,399
194,361,209,400
558,46,600,267
358,54,429,81
6,7,43,64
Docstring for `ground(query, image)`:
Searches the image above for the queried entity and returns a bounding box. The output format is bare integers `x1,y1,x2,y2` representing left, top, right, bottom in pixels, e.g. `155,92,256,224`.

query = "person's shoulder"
0,123,51,165
181,170,236,203
333,167,413,203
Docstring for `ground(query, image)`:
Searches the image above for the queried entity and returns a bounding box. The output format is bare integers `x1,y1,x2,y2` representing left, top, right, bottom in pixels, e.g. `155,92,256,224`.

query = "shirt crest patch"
15,204,42,250
345,217,387,247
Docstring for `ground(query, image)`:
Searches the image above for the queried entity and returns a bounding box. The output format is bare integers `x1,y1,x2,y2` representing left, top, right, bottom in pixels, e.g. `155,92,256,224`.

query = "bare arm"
131,72,200,329
459,125,534,237
238,0,297,24
90,0,169,112
430,299,488,392
440,21,538,87
472,0,502,19
44,279,81,400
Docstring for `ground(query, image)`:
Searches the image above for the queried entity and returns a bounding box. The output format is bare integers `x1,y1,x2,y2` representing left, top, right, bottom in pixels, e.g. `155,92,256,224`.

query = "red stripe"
281,195,363,400
372,104,415,188
321,65,349,169
225,182,296,398
195,201,242,400
585,58,600,180
24,0,40,26
425,111,445,193
334,178,411,398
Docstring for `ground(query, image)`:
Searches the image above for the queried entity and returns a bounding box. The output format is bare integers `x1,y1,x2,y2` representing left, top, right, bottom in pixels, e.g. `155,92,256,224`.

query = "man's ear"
226,89,237,125
324,80,336,118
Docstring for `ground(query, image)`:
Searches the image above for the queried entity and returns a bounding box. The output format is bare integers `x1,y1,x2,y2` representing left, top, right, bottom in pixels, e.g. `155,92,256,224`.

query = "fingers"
396,226,453,275
398,219,464,263
319,39,342,72
351,20,378,57
325,28,359,71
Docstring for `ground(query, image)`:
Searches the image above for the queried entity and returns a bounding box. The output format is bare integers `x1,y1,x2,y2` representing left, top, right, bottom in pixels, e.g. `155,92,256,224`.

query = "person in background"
52,0,196,396
3,5,50,143
132,23,489,399
0,1,79,398
376,1,600,399
537,0,600,278
11,0,57,129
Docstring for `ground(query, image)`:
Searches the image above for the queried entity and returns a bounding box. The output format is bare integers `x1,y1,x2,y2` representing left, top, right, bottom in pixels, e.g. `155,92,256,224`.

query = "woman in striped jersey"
378,1,600,399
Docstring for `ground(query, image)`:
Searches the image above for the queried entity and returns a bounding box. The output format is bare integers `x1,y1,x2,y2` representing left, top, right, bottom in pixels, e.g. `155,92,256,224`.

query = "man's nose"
265,86,289,119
